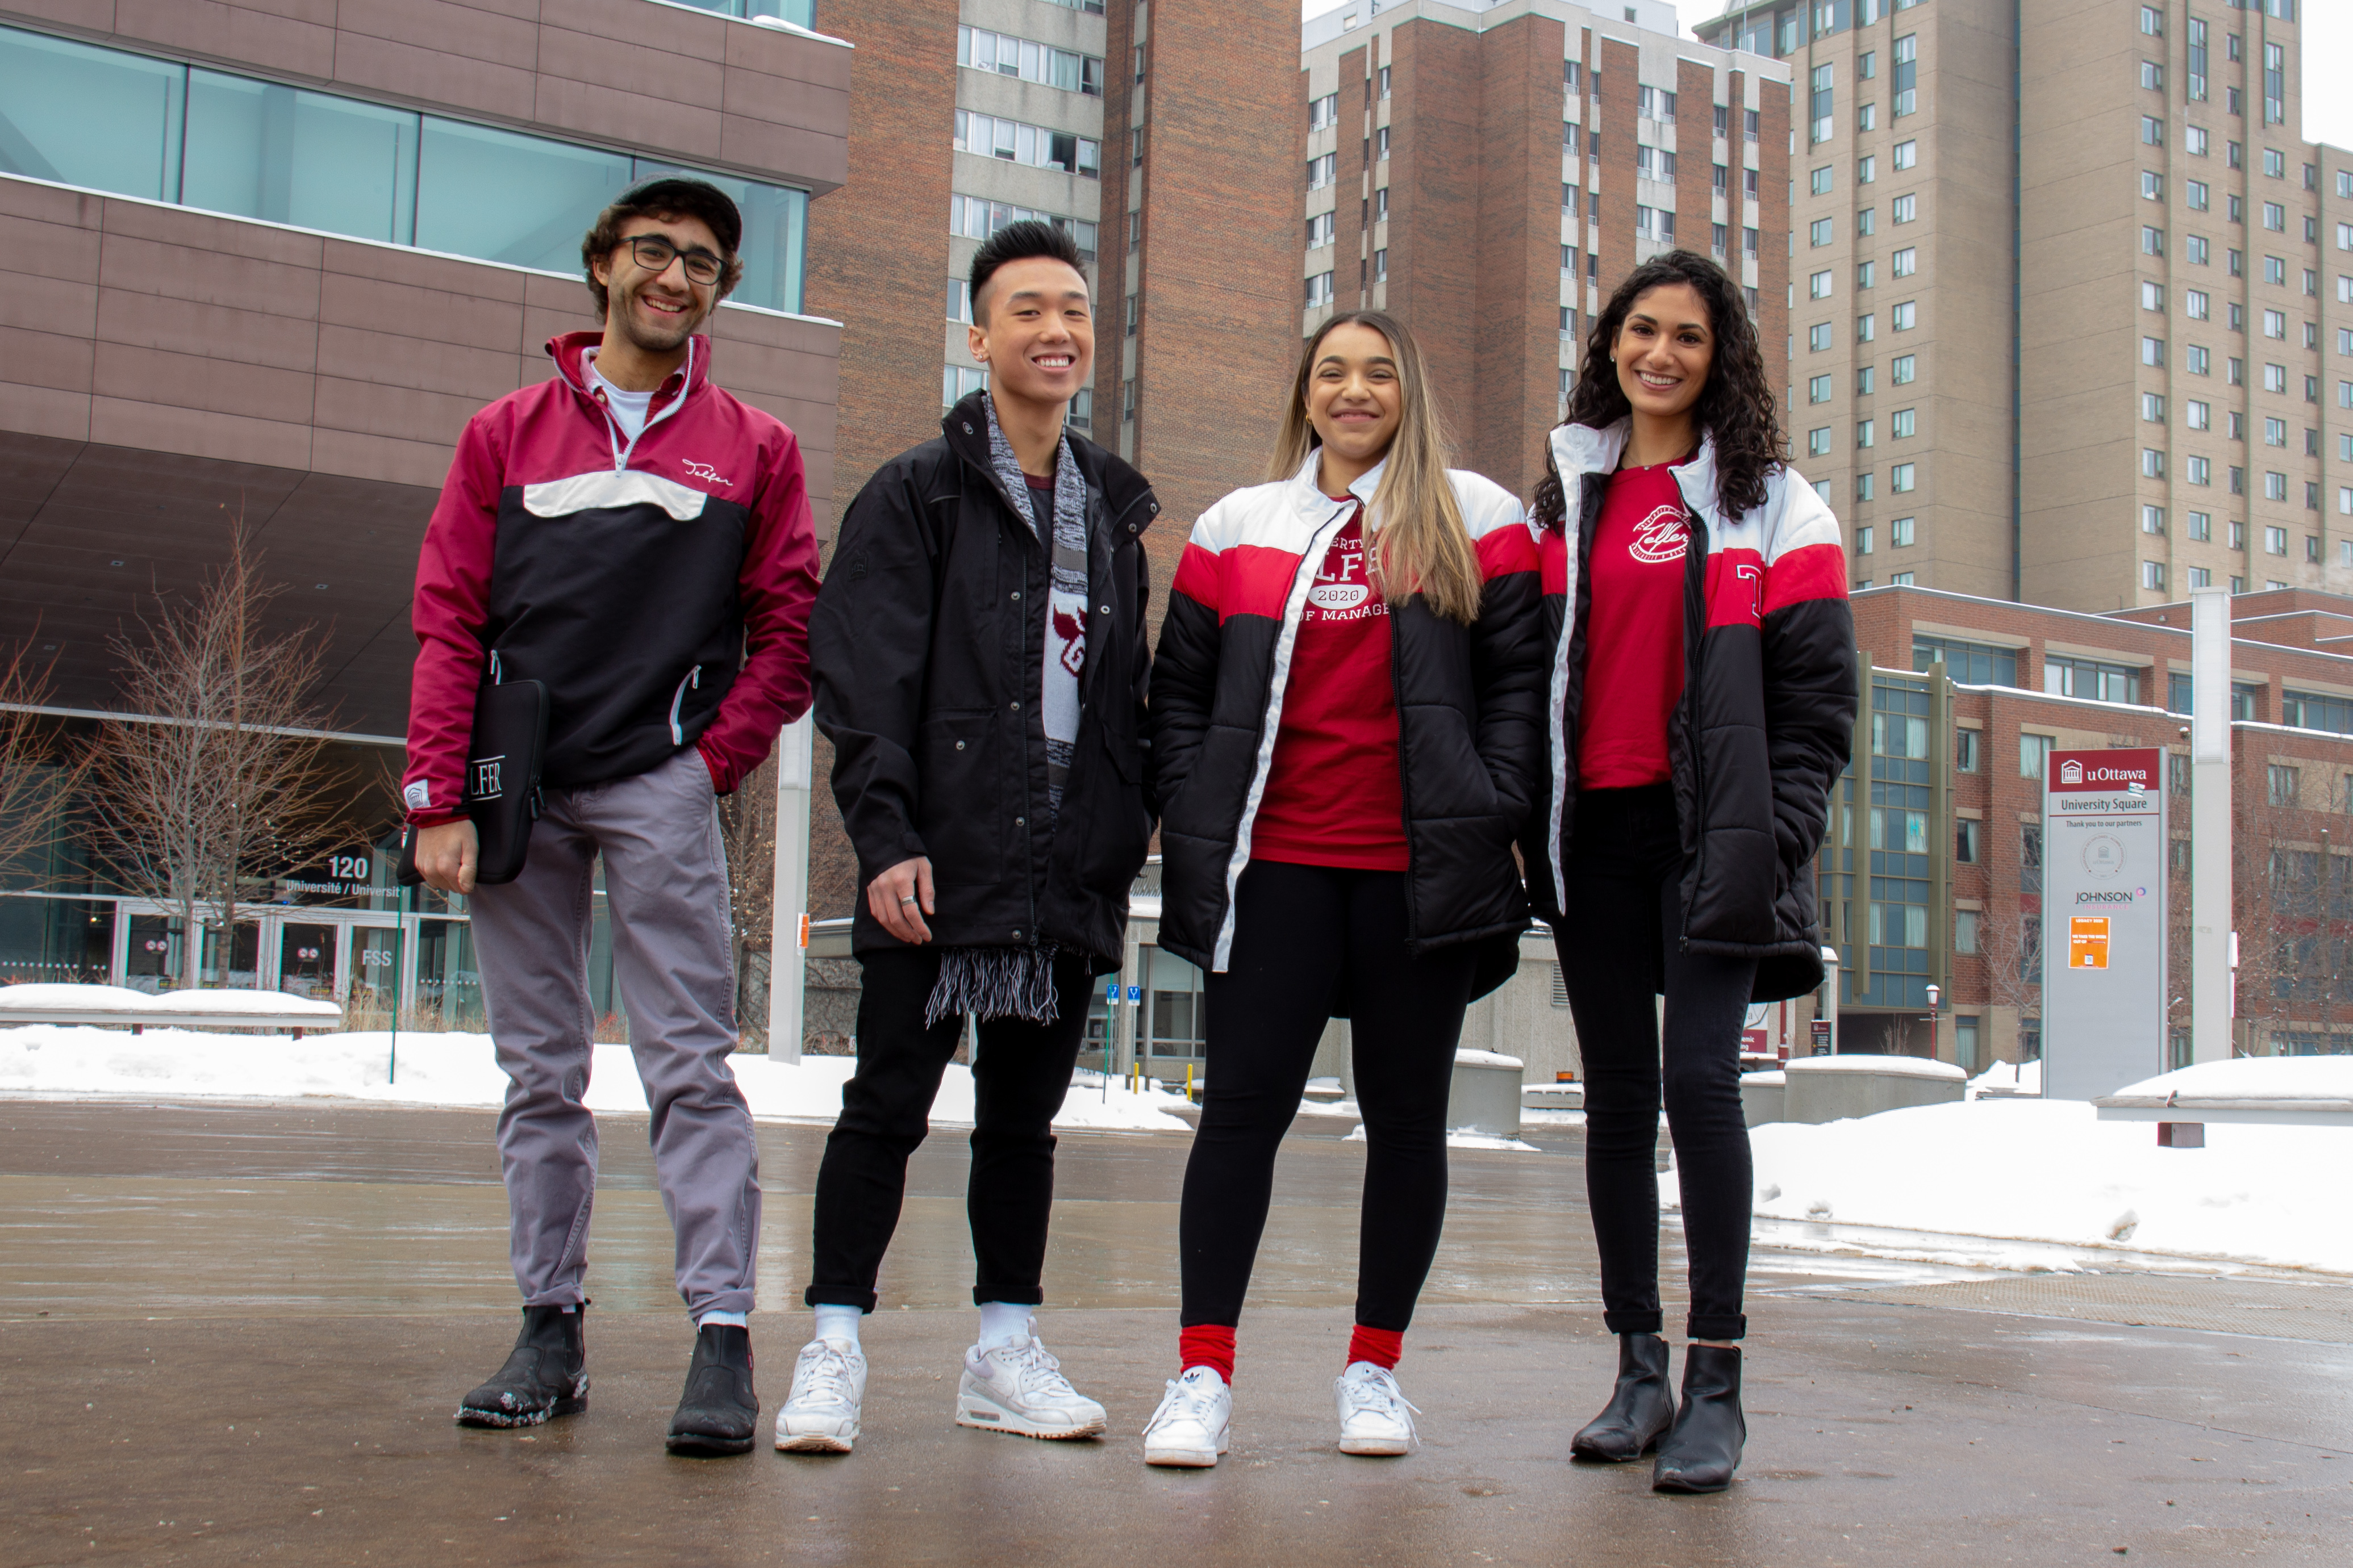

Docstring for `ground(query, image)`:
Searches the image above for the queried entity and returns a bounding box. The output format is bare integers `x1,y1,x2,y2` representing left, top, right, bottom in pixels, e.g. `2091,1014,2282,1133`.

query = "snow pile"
0,1025,1192,1132
1344,1122,1541,1153
1784,1053,1963,1080
1968,1059,2043,1097
0,982,340,1019
2101,1056,2353,1107
1717,1097,2353,1273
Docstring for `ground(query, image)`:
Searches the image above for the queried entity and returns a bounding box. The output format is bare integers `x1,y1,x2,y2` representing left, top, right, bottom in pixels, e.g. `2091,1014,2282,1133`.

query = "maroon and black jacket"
1530,421,1855,1002
403,331,819,824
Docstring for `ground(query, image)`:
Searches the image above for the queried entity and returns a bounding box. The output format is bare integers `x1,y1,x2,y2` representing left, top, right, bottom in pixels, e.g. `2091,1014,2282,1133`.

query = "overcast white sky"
1300,1,2353,152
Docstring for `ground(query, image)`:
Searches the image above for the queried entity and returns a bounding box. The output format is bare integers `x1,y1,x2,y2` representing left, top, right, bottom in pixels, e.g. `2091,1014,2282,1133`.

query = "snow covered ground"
1708,1093,2353,1275
0,1025,1194,1132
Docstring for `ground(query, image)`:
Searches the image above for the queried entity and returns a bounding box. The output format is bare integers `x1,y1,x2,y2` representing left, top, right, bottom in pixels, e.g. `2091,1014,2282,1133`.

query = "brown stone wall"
1754,73,1791,418
1385,19,1480,454
1593,36,1639,300
1675,56,1718,270
1469,13,1563,503
1125,0,1303,596
1333,44,1369,312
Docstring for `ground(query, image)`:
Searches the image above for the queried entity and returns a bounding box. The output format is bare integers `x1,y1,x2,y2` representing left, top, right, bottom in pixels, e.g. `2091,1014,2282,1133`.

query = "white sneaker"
1142,1366,1232,1468
1334,1361,1420,1457
774,1337,866,1453
956,1329,1107,1439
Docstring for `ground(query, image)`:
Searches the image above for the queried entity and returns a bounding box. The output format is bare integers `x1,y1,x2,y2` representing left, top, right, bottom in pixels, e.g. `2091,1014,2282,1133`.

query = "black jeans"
805,946,1094,1311
1554,784,1759,1342
1179,860,1478,1332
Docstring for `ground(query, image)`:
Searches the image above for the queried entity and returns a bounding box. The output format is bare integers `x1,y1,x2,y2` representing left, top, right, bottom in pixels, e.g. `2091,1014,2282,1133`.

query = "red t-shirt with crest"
1576,461,1690,789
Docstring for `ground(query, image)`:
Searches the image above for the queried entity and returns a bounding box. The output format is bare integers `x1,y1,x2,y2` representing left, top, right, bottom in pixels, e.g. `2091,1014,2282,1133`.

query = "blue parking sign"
1106,981,1119,1003
1126,985,1141,1003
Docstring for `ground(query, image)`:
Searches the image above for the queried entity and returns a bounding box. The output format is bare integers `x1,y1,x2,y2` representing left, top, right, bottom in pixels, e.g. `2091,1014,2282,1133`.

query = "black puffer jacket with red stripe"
1529,421,1856,1003
1149,452,1547,995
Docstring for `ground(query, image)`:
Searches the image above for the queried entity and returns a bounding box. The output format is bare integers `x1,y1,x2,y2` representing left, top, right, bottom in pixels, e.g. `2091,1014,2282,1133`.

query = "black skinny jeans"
805,946,1094,1312
1553,784,1759,1342
1179,860,1478,1333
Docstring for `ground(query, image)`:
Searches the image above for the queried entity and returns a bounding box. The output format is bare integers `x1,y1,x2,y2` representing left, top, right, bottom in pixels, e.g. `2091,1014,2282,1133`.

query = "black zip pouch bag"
397,679,549,888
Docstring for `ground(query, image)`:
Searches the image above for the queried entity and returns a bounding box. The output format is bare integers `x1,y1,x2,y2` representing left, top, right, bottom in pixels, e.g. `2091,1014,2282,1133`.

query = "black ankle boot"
1570,1332,1675,1462
666,1323,759,1456
458,1303,589,1428
1652,1344,1745,1494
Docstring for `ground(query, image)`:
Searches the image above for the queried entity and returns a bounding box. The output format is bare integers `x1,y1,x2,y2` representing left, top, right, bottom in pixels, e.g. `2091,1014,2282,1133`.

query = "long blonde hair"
1267,311,1482,624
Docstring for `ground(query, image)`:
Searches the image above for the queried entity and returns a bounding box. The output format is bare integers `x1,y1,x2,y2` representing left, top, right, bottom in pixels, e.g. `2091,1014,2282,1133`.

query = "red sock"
1179,1324,1236,1385
1347,1324,1404,1370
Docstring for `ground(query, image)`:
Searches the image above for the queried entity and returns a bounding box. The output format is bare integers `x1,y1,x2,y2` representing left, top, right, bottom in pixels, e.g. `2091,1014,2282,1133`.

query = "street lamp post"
1922,982,1943,1060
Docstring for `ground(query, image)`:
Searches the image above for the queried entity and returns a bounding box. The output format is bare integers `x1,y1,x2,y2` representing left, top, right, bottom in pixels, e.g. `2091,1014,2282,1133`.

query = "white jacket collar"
1290,446,1386,514
1546,419,1724,533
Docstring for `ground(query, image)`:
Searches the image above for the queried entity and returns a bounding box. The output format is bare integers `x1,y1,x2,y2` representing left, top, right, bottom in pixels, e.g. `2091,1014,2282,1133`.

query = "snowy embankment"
1687,1059,2353,1275
0,1025,1194,1133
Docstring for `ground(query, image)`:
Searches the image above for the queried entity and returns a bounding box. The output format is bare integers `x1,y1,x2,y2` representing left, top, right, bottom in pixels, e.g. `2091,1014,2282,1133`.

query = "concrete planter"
1449,1049,1524,1138
1782,1054,1966,1123
1739,1070,1787,1127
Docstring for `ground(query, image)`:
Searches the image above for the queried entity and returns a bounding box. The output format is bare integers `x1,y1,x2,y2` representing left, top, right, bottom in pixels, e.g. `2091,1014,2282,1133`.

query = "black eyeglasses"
622,234,725,286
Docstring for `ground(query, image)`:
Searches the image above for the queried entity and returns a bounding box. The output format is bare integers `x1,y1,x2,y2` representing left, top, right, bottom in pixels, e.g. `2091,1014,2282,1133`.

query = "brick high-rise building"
1300,0,1795,506
1694,0,2353,616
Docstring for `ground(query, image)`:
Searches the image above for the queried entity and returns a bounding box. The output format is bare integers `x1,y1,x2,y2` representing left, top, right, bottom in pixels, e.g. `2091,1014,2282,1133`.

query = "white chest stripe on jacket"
523,469,709,521
1542,507,1580,909
1211,495,1359,972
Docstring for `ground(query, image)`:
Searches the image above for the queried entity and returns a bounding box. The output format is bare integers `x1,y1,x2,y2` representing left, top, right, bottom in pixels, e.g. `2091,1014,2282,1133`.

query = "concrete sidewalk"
1,1099,2347,1565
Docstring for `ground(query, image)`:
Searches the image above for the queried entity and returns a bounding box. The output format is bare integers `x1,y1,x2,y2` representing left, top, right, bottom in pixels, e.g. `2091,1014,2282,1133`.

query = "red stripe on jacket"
1759,540,1850,616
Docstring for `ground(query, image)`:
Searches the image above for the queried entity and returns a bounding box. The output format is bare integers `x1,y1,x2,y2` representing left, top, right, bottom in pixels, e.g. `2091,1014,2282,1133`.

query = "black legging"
1553,784,1759,1342
1178,860,1478,1332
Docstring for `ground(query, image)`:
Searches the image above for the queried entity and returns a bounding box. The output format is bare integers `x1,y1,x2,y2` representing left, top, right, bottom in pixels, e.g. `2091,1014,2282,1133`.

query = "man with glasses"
404,177,819,1456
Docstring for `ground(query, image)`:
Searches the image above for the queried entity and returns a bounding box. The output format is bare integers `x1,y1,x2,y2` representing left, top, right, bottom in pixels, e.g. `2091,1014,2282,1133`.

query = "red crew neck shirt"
1576,461,1690,790
1250,501,1411,871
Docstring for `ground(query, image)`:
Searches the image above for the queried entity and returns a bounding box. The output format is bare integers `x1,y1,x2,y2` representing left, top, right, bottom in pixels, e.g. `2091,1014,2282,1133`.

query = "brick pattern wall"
1675,56,1717,278
1385,17,1481,449
1468,13,1564,505
1120,0,1312,603
1753,73,1791,429
1334,44,1369,312
1097,0,1138,467
1593,37,1639,301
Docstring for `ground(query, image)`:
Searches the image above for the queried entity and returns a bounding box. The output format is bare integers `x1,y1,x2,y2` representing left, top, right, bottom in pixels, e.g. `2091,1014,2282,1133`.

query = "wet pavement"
3,1098,2349,1565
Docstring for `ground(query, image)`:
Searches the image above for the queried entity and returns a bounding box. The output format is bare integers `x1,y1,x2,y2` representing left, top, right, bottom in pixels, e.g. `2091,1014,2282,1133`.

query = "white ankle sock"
976,1301,1032,1349
696,1309,747,1329
812,1303,862,1347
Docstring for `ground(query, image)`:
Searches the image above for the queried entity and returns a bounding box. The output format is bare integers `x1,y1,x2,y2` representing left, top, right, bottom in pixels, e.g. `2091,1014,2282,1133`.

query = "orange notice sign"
2068,916,2111,970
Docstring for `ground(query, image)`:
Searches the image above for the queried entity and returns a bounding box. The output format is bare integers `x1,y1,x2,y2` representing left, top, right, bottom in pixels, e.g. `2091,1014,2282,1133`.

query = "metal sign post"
2042,748,2168,1099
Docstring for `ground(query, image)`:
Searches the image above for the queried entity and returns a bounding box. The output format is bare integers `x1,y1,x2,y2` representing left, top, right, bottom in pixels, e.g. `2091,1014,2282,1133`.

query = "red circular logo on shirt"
1629,504,1688,563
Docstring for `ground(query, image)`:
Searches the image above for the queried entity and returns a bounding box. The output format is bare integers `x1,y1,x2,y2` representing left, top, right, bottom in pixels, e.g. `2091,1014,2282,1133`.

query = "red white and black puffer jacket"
1149,451,1547,993
1529,420,1856,1003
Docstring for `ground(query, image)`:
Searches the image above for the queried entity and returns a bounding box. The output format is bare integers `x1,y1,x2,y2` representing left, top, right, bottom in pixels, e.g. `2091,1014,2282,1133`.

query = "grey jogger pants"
467,746,760,1320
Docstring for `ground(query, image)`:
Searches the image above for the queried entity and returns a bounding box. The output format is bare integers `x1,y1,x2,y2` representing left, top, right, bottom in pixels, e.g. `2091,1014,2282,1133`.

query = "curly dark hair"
1531,249,1783,528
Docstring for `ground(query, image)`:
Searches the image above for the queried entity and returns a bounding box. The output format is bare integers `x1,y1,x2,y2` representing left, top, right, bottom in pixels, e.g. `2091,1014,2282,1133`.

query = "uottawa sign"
2042,749,2168,1100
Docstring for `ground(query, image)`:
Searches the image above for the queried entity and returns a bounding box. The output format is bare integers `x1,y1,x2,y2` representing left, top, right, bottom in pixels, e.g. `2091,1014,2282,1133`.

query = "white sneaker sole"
1144,1431,1228,1467
775,1423,858,1453
955,1386,1107,1440
1338,1434,1416,1457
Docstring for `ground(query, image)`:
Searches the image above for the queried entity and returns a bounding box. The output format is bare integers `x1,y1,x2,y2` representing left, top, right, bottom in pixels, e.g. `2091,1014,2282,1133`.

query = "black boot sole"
1570,1432,1664,1464
1652,1469,1734,1495
666,1430,756,1457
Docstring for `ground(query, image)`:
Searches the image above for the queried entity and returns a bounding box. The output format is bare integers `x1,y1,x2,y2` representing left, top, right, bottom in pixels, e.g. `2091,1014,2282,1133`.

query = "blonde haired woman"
1139,311,1546,1466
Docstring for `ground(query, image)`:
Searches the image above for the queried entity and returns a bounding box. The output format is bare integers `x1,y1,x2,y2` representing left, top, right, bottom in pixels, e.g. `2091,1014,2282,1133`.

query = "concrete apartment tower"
1299,0,1794,507
1696,0,2351,615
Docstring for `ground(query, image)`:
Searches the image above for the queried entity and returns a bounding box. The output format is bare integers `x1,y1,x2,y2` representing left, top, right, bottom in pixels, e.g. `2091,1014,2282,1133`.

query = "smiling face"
1304,321,1403,486
970,256,1094,412
591,212,723,355
1611,282,1716,428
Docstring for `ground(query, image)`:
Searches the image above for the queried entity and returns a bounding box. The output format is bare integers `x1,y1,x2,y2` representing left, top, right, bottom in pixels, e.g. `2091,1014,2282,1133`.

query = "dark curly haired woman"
1526,251,1855,1492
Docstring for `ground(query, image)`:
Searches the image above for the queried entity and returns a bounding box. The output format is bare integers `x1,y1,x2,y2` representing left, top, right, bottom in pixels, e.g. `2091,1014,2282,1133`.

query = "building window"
1858,208,1876,238
1304,271,1334,308
2188,566,2211,588
2141,115,2164,148
2185,287,2209,320
2188,455,2211,486
1306,212,1334,249
2142,391,2166,423
1856,365,1875,395
2269,764,2301,808
1308,91,1338,131
2188,235,2209,265
1856,472,1875,501
2142,561,2167,591
1810,322,1834,352
1955,820,1981,863
2142,336,2166,367
2141,225,2164,256
2266,473,2288,504
2142,448,2166,479
2265,415,2287,446
1955,726,1981,770
1858,313,1876,341
2142,504,2166,534
2187,345,2210,375
1892,408,1915,438
957,27,1104,95
1121,378,1136,421
1892,194,1916,224
1811,216,1834,247
1374,248,1388,282
2140,59,2164,92
1889,571,1914,586
2265,523,2289,553
1811,164,1834,196
2021,733,2052,781
1892,246,1916,277
1856,524,1874,555
1376,127,1391,160
1811,268,1834,299
1307,152,1336,189
1809,374,1833,404
1858,153,1877,184
1892,301,1916,331
1891,516,1915,547
2187,178,2208,211
1809,62,1834,143
1889,354,1915,386
957,110,1102,178
1856,259,1878,290
1891,462,1916,492
1856,419,1875,449
2188,510,2212,540
1893,34,1917,116
1808,427,1833,457
1124,293,1138,336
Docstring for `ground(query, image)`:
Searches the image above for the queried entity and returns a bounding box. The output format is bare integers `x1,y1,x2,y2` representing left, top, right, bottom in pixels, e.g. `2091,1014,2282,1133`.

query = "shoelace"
996,1339,1078,1399
1152,1374,1224,1428
794,1345,860,1408
1338,1372,1421,1421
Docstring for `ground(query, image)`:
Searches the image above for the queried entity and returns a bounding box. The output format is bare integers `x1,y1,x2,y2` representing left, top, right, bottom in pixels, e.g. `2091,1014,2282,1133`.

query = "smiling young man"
778,221,1159,1453
404,178,819,1456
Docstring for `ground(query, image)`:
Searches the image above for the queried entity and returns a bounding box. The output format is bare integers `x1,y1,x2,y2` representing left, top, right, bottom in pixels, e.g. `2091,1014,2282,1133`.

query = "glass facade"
1862,672,1934,1007
1911,634,2019,688
0,24,810,313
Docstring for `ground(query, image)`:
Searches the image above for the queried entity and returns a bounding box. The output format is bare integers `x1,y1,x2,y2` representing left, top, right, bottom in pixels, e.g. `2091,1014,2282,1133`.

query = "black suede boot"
1570,1332,1676,1462
1652,1344,1745,1494
457,1304,589,1428
666,1323,760,1457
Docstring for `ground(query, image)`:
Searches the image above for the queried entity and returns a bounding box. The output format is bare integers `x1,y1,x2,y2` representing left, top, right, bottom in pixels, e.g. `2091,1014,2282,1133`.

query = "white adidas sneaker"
774,1337,866,1453
955,1329,1107,1439
1334,1361,1420,1456
1142,1365,1232,1468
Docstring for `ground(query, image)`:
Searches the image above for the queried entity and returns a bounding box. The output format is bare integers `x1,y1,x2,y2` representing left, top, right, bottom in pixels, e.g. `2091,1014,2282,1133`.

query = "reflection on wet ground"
2,1098,2348,1565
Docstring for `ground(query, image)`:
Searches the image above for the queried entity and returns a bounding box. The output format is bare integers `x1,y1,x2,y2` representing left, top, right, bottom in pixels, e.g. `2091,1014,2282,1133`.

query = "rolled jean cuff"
1687,1312,1747,1341
971,1283,1045,1308
804,1285,879,1313
1603,1308,1665,1336
686,1287,755,1320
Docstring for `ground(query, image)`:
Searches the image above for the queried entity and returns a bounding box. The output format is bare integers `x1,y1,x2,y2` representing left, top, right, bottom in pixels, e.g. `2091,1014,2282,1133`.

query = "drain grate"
1824,1272,2353,1344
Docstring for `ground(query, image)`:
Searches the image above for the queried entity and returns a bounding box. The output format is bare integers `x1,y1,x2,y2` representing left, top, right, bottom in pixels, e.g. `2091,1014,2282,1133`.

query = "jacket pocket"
1079,728,1153,894
915,709,1002,886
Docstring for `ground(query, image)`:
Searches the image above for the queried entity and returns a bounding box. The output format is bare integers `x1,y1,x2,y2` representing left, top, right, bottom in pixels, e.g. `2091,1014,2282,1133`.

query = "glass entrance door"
351,926,400,1023
276,922,338,1000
